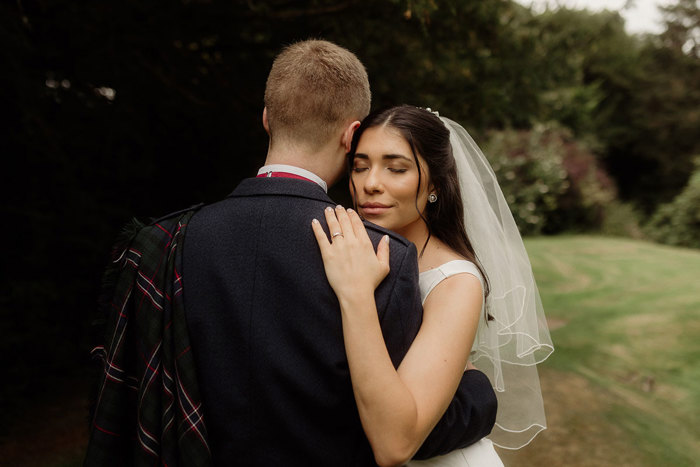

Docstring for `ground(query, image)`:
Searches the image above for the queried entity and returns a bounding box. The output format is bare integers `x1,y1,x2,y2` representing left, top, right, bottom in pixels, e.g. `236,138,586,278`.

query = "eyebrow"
354,153,413,162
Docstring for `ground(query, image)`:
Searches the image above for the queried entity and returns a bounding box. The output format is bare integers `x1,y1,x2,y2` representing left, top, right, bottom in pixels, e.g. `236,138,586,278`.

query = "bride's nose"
363,168,383,193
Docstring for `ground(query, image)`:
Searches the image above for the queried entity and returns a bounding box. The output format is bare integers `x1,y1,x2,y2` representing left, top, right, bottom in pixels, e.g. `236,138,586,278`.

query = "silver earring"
428,193,438,203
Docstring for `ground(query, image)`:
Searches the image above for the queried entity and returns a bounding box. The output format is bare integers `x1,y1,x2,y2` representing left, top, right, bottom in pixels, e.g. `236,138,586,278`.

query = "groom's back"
183,178,422,465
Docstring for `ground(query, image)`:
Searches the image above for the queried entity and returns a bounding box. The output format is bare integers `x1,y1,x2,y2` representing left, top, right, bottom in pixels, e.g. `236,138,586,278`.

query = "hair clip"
420,107,440,117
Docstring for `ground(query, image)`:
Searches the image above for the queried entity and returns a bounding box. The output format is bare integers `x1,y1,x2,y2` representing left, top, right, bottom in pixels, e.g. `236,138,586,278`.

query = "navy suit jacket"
183,177,496,465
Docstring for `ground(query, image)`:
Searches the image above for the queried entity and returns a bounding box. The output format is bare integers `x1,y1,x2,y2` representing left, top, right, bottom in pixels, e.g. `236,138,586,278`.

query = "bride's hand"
311,205,390,299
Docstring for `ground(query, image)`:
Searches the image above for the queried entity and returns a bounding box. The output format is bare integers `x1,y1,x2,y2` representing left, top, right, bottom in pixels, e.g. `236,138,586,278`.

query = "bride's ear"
428,181,437,196
342,120,361,152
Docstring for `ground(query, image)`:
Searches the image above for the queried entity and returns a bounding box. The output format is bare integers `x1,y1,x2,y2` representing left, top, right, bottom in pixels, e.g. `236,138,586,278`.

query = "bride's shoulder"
419,238,467,271
420,239,483,294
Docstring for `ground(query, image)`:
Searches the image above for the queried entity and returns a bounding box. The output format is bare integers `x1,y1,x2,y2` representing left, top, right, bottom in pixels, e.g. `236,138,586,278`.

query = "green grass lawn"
499,235,700,467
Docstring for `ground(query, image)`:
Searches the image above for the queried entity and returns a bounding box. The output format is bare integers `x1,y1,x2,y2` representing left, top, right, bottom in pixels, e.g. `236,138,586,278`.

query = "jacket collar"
256,164,328,192
228,177,335,205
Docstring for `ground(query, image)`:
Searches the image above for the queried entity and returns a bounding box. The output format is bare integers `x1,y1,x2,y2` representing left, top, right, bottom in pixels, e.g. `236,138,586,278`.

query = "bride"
311,105,553,466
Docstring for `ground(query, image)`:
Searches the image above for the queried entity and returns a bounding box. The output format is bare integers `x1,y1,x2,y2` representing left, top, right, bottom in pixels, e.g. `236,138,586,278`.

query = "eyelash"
352,167,407,174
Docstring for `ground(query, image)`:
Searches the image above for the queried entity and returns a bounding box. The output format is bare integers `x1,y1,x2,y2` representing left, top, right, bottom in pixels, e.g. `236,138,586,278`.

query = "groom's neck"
264,143,342,188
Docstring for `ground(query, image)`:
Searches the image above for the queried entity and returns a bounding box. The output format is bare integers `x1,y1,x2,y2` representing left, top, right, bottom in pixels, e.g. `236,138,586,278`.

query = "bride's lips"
359,202,391,216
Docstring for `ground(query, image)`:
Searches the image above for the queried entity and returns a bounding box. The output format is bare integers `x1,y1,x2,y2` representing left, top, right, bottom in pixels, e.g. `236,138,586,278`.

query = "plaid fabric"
85,208,211,467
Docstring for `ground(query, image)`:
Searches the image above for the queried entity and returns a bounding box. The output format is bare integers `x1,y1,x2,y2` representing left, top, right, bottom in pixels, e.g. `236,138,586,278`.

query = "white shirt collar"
257,164,328,193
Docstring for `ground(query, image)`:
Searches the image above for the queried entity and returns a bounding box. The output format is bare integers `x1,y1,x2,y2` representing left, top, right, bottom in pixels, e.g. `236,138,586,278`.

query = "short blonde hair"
264,40,371,150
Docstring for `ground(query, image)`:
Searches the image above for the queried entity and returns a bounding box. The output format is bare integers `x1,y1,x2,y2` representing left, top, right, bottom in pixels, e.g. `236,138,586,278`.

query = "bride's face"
350,125,432,238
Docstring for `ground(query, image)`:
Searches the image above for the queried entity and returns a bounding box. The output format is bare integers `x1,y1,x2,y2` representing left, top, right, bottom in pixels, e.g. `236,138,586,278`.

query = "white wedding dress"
406,260,504,467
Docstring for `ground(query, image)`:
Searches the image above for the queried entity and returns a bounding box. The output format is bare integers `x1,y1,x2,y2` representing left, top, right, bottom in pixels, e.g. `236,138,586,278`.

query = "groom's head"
263,40,370,157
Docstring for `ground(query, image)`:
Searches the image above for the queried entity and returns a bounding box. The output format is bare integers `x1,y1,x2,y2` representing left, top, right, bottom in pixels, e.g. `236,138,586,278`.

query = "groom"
183,40,496,464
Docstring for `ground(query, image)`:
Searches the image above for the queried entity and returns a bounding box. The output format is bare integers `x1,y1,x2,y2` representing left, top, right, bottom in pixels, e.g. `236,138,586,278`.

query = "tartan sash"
85,208,211,466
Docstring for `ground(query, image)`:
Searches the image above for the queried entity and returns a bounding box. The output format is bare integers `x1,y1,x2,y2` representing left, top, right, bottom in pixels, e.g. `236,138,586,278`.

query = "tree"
609,0,700,211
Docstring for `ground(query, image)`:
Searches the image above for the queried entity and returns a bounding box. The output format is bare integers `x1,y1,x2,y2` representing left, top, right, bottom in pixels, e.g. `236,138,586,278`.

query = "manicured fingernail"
312,219,319,225
336,205,344,210
347,208,354,213
383,235,390,244
325,206,333,212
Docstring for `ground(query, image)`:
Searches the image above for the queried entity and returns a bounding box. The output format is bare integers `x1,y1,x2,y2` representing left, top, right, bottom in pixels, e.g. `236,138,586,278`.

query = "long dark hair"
348,105,491,307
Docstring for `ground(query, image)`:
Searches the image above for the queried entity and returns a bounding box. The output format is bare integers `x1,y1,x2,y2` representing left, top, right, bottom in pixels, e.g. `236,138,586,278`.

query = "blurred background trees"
1,0,698,430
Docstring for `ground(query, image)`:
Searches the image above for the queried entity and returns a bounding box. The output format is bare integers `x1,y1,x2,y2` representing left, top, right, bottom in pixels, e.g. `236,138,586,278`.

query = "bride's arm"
312,206,484,467
343,271,482,466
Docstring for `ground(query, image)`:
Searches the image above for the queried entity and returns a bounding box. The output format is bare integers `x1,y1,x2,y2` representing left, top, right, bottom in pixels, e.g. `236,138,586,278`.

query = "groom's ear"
262,107,271,135
342,120,361,153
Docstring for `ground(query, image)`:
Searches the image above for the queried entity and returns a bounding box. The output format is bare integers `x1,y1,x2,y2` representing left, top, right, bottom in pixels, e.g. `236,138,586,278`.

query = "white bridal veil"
441,116,554,450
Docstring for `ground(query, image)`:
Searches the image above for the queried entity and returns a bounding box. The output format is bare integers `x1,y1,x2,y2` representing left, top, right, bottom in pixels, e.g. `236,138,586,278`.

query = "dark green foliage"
530,7,636,137
645,161,700,248
526,5,700,213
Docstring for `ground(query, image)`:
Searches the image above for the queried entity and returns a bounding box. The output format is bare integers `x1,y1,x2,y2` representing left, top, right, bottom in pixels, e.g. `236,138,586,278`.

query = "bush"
483,123,616,235
644,161,700,249
601,201,644,239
